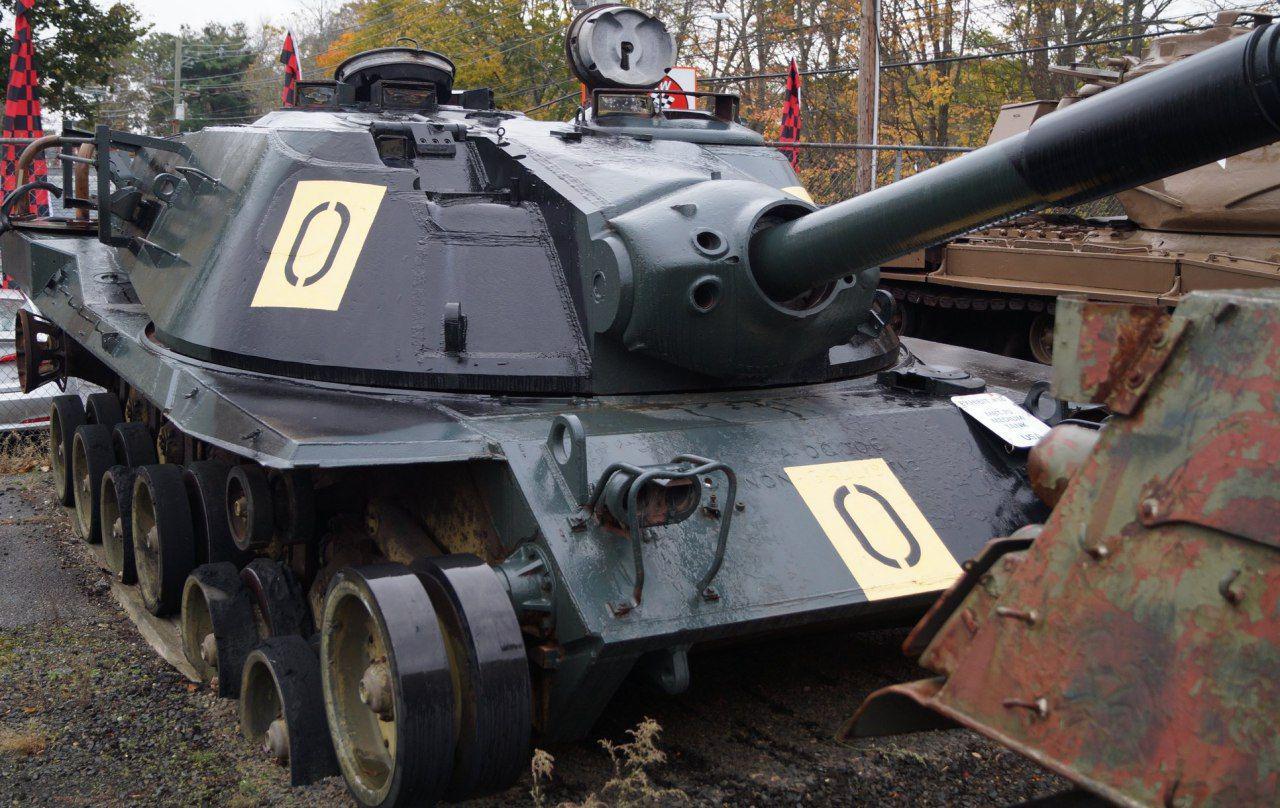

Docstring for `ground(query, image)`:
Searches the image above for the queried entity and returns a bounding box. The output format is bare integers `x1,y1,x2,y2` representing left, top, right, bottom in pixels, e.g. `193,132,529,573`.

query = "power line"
524,91,576,114
702,24,1214,82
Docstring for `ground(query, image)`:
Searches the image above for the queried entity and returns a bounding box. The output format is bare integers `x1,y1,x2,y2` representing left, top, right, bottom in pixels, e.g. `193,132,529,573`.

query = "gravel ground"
0,469,1066,807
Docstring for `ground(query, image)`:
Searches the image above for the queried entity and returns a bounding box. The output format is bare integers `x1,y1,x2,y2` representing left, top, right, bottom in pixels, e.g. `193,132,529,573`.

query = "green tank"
4,6,1280,805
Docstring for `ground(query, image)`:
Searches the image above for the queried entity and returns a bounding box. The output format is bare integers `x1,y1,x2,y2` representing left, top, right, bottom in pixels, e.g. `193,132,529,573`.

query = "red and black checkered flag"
2,0,48,218
280,32,301,107
778,58,802,171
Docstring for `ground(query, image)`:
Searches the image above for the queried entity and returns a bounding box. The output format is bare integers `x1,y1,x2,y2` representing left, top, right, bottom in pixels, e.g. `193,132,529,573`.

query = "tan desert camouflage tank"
882,10,1280,362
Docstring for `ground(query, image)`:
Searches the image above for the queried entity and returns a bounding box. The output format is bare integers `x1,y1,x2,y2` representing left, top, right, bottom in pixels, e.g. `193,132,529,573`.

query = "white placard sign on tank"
950,392,1051,449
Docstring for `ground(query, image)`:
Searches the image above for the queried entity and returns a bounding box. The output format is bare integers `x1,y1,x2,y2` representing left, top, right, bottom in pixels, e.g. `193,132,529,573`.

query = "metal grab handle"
14,134,91,187
587,453,737,614
0,180,61,233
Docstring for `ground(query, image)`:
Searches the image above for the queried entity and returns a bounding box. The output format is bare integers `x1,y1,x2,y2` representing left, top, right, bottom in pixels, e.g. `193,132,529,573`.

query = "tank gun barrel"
750,24,1280,301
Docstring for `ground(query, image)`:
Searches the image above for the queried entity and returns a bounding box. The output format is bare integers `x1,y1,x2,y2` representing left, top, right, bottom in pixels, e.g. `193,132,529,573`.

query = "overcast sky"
107,0,312,35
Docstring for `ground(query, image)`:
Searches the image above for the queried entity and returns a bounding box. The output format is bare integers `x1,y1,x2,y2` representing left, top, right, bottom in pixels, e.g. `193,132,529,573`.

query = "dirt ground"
0,468,1066,807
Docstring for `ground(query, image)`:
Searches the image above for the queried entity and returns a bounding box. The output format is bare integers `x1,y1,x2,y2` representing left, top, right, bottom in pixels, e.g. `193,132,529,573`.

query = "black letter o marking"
284,201,351,287
833,484,923,569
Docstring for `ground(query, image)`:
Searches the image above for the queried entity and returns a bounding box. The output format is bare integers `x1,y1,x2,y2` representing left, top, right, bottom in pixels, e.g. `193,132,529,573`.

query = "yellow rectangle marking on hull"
784,458,961,601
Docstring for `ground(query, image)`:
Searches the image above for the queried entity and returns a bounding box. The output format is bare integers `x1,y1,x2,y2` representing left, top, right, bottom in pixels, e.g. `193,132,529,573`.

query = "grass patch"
0,724,48,757
0,430,46,475
0,632,17,671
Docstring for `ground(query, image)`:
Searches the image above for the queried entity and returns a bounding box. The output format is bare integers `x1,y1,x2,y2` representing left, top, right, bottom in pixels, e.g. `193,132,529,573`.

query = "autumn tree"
0,0,145,120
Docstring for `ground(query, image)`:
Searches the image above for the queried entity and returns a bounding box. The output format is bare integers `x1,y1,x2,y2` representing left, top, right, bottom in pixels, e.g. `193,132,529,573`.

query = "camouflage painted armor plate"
849,289,1280,807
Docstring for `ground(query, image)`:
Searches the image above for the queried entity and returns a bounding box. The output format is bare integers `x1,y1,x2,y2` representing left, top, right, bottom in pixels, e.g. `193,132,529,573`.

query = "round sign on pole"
654,66,698,110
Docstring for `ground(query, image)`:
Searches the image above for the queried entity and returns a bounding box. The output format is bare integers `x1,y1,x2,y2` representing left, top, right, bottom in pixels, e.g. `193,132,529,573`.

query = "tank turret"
25,10,1279,392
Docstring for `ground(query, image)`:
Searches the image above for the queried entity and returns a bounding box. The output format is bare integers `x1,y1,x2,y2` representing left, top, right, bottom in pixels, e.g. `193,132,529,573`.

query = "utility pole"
172,38,184,134
855,0,878,194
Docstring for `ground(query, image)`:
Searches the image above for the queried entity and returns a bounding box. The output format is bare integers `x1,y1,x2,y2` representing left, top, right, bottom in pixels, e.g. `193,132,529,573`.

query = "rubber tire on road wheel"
416,554,532,801
180,562,258,698
240,558,313,638
322,564,456,808
50,394,86,506
226,464,273,552
71,424,115,543
184,460,249,567
132,464,197,616
268,469,315,546
100,465,138,584
112,422,158,468
84,392,124,427
1029,312,1055,365
240,636,340,786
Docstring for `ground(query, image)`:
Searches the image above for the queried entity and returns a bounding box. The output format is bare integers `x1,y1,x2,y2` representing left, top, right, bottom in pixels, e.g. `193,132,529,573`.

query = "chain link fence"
775,142,976,204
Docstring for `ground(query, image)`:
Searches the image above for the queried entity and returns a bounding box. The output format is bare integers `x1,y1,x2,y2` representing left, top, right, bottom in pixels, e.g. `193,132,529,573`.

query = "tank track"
880,280,1056,363
882,281,1053,315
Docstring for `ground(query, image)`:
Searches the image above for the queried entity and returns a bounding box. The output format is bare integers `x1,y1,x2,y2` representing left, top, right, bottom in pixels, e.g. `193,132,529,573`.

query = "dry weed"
0,430,46,475
531,718,689,808
530,747,556,807
0,724,48,756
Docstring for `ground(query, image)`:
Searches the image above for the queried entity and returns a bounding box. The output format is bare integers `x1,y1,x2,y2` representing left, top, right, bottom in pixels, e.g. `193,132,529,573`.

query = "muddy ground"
0,468,1066,807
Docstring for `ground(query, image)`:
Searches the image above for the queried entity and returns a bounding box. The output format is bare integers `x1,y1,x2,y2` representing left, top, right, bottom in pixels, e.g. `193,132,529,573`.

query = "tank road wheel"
240,636,340,786
417,555,532,801
100,466,138,584
1029,312,1055,365
322,565,456,808
268,469,316,546
112,422,158,468
226,465,274,552
132,464,197,616
181,563,257,698
50,394,86,506
71,424,115,542
184,460,248,567
83,391,124,427
240,558,313,638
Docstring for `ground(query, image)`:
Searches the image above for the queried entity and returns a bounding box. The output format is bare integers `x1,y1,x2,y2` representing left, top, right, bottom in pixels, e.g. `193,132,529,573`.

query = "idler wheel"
131,464,197,616
184,460,248,567
181,562,257,698
1029,312,1055,365
49,394,86,506
240,635,340,786
240,558,313,638
100,465,138,584
83,391,124,427
111,422,158,468
321,565,456,808
226,464,273,552
71,424,114,543
268,469,315,546
416,554,532,801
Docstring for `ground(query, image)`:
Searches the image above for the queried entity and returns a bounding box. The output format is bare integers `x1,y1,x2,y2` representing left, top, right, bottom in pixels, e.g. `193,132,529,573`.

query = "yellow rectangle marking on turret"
785,458,961,601
251,180,386,311
781,185,813,203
